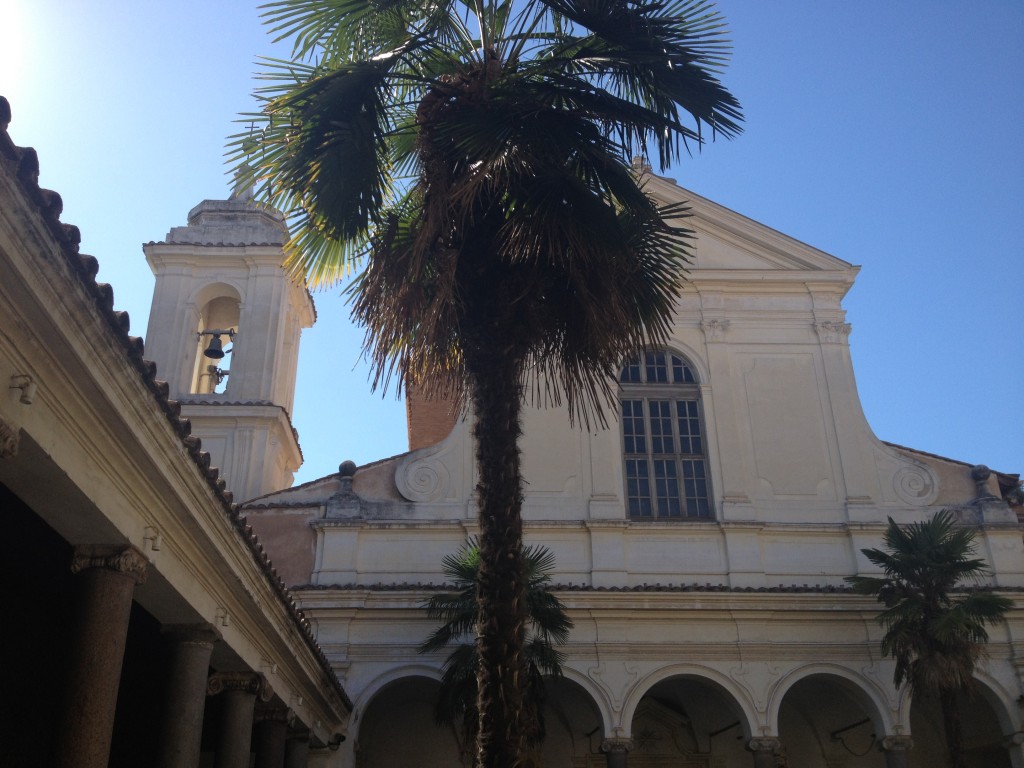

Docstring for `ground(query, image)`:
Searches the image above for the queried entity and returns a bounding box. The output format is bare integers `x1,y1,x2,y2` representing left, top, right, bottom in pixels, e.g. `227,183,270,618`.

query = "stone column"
878,735,913,768
601,738,633,768
52,546,148,768
208,672,273,768
746,737,781,768
254,706,292,768
156,624,221,768
284,730,311,768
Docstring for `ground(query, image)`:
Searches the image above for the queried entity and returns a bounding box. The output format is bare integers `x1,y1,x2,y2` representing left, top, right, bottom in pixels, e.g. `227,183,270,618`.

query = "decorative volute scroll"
892,463,938,506
395,439,455,503
207,671,274,703
71,545,149,585
880,735,914,753
600,738,633,754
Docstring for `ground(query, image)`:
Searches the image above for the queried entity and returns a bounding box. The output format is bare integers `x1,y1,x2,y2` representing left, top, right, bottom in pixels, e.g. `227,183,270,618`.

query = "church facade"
234,173,1024,767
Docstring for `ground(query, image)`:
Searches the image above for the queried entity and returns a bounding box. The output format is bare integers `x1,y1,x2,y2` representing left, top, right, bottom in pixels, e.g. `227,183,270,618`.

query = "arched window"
620,350,711,519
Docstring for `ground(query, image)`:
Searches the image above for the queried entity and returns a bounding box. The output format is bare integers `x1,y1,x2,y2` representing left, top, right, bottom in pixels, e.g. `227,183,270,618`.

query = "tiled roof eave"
0,94,349,711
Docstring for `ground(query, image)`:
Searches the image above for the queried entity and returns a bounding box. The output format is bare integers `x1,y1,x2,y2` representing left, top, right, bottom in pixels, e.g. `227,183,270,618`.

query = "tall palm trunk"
468,349,529,768
940,688,966,768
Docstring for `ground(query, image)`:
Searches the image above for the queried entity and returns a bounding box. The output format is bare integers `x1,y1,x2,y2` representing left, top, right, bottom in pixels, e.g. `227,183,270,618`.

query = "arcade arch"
354,675,460,768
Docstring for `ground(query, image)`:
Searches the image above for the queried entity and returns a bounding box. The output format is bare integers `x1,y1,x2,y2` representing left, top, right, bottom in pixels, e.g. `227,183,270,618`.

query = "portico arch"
908,672,1018,768
622,666,759,739
353,671,459,768
768,664,895,737
619,667,759,767
536,675,607,768
774,668,894,767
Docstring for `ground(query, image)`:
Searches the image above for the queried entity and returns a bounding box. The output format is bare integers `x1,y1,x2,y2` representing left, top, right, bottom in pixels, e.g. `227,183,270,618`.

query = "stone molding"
70,545,148,585
746,737,782,754
879,735,913,753
600,739,633,754
207,671,274,702
813,321,852,344
0,416,19,458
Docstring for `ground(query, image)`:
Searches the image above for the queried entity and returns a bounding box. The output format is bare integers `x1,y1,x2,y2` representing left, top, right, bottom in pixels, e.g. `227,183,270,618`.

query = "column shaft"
52,547,147,768
880,736,913,768
208,672,272,768
284,735,310,768
215,690,257,768
254,715,289,768
156,625,219,768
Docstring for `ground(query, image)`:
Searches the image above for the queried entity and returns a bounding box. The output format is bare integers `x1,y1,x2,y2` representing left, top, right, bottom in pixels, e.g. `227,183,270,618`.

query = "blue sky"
3,1,1021,484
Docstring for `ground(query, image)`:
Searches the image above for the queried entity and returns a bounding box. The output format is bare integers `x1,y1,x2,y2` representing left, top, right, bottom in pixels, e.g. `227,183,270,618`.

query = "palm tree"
420,540,572,765
234,2,741,764
846,511,1012,768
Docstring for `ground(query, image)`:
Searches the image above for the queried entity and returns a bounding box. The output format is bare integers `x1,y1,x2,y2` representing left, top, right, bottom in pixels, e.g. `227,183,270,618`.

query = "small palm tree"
420,540,572,764
846,511,1012,768
235,3,741,763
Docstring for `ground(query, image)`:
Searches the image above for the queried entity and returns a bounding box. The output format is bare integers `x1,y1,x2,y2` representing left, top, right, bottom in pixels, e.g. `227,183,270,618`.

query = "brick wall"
405,385,458,450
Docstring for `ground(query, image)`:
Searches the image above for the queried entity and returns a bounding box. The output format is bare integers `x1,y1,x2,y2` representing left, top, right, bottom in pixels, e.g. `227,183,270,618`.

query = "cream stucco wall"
243,176,1024,768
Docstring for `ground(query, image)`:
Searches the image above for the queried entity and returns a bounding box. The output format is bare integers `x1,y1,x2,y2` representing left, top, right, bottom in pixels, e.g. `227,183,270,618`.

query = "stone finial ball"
970,465,991,482
339,460,358,478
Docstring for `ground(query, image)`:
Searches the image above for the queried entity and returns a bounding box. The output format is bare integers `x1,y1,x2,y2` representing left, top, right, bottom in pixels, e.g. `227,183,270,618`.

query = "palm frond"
845,510,1012,695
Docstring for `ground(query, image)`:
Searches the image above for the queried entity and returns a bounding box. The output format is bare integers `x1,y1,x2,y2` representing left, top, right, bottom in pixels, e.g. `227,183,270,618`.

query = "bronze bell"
203,334,225,359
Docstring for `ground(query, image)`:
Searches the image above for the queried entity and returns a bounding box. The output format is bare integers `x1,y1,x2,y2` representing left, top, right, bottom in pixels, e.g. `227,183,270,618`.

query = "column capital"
207,671,274,702
701,318,731,342
162,623,221,647
600,738,633,754
71,545,148,585
746,737,782,753
0,416,20,458
1003,731,1024,748
879,735,913,752
813,320,852,344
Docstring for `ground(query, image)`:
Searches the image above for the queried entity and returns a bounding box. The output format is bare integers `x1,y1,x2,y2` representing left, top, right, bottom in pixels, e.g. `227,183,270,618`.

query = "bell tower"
143,179,315,502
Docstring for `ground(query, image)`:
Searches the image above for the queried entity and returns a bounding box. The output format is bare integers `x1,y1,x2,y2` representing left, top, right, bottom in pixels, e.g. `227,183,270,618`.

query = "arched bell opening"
191,293,240,395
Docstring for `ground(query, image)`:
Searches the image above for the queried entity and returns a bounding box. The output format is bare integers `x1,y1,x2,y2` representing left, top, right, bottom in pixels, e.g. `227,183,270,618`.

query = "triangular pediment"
642,173,855,274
